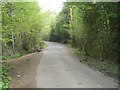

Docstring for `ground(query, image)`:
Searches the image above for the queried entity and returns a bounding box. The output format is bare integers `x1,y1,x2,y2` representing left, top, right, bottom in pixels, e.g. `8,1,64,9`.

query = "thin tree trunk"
12,30,15,55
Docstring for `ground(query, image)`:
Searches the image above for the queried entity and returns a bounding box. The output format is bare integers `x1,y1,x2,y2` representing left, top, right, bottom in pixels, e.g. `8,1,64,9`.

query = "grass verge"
0,54,21,60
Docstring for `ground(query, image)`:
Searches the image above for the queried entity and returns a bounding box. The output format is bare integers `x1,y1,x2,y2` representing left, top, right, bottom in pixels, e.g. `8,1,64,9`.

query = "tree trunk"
12,30,15,55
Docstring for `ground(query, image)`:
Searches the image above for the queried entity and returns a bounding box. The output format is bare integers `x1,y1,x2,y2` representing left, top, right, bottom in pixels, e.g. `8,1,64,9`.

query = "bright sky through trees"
37,0,66,13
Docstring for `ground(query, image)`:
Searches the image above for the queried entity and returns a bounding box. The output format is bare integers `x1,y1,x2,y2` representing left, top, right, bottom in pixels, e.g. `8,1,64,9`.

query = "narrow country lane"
2,2,118,89
36,41,118,88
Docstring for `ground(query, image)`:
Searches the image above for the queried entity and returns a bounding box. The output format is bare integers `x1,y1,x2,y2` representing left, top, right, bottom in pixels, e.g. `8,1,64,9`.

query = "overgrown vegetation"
0,54,21,60
1,2,55,89
1,1,119,89
1,63,12,89
2,2,45,57
49,2,119,79
75,50,118,79
49,4,70,43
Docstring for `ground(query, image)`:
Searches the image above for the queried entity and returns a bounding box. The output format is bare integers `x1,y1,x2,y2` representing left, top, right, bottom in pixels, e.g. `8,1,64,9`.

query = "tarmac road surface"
36,41,118,88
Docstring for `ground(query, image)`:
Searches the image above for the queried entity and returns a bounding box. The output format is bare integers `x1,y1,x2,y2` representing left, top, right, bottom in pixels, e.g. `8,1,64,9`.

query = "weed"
0,63,12,90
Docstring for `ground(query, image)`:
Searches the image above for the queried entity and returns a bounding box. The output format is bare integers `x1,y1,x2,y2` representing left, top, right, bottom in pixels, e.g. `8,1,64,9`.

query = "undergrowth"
75,50,119,80
0,63,12,90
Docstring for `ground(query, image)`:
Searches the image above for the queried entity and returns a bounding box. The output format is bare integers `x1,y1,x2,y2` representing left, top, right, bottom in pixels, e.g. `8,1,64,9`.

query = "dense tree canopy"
2,2,50,57
49,2,118,62
1,2,119,89
49,3,70,43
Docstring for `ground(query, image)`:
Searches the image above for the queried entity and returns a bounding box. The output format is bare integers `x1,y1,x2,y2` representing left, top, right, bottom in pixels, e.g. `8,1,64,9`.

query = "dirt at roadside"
66,46,118,83
5,52,43,88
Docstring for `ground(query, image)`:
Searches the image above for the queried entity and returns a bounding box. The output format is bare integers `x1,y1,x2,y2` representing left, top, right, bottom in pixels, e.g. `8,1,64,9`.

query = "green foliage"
2,2,46,56
49,2,118,78
0,54,21,60
75,50,118,78
2,2,50,89
41,42,46,49
1,63,12,90
49,3,70,43
50,2,118,62
41,11,57,41
75,50,86,58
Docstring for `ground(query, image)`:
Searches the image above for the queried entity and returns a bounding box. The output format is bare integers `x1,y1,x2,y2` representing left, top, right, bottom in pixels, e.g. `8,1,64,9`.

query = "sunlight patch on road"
43,51,46,54
97,84,102,88
59,47,62,48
